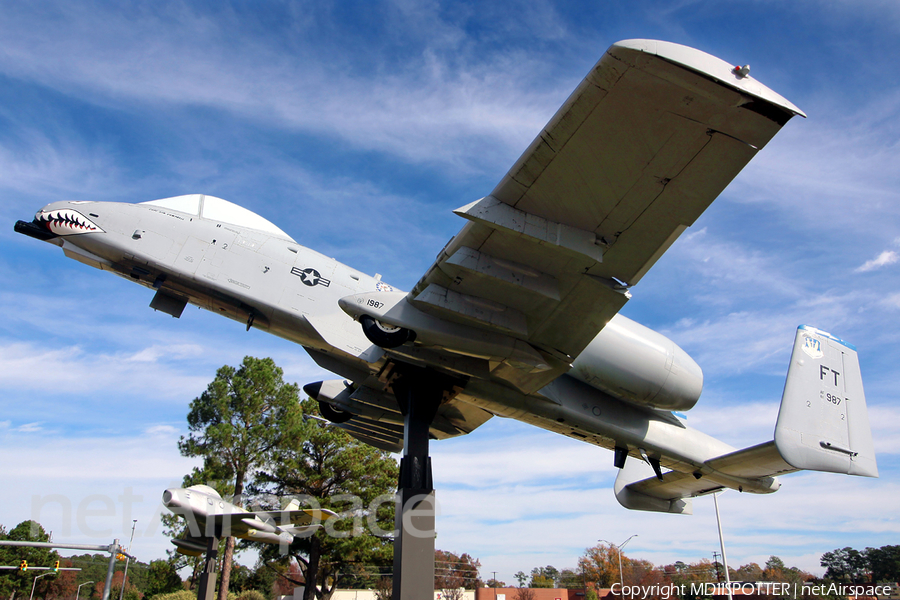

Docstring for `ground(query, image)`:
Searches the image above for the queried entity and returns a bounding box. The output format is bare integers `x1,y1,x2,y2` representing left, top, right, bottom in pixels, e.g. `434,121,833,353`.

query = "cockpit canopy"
141,194,295,242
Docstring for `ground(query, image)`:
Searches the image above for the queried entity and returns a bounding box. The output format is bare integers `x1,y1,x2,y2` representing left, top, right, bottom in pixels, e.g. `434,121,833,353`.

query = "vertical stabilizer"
774,326,878,477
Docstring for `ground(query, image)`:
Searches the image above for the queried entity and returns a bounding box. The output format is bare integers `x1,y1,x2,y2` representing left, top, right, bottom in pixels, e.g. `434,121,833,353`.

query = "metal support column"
101,540,119,600
196,536,219,600
391,368,445,600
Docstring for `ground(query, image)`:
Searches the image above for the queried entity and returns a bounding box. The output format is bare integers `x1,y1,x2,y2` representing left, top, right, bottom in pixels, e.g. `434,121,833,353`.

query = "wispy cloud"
0,3,571,175
15,422,44,433
856,249,899,272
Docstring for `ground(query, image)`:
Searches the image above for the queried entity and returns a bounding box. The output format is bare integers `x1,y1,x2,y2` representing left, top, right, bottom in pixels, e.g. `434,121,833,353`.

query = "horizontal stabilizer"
616,325,878,513
614,458,694,514
774,326,878,477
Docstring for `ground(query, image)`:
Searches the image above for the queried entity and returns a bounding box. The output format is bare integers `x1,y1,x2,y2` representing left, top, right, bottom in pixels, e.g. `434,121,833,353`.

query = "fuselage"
162,484,294,548
18,196,775,494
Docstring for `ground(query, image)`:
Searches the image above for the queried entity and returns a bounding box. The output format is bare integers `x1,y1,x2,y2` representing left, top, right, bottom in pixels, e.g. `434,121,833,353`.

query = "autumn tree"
178,356,305,600
435,550,481,596
580,542,622,588
253,397,399,600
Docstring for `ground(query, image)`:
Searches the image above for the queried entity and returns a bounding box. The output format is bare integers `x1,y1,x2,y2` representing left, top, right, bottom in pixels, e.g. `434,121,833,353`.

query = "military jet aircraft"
162,485,337,555
16,39,877,514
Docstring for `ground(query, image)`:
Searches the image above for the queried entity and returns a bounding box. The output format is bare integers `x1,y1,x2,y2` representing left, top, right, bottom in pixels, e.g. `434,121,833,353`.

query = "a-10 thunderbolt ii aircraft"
162,485,337,556
16,39,877,514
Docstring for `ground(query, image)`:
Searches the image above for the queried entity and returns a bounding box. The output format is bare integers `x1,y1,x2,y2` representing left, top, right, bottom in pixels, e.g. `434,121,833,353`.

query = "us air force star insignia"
292,266,331,287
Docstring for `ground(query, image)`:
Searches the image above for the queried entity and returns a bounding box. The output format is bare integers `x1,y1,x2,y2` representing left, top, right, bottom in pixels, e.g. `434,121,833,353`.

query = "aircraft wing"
248,507,337,526
405,39,804,393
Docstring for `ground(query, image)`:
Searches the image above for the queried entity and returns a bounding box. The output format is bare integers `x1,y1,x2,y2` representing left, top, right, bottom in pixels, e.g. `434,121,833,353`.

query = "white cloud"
144,424,179,436
0,341,209,402
856,250,899,272
15,422,44,433
0,4,566,174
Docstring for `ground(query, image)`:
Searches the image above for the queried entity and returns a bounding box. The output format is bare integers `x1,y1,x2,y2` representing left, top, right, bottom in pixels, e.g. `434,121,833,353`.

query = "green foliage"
253,397,399,599
145,560,183,597
821,547,869,584
0,521,62,600
865,545,900,584
179,357,304,483
178,356,305,600
529,566,558,588
235,590,266,600
585,590,599,600
149,590,197,600
558,568,582,589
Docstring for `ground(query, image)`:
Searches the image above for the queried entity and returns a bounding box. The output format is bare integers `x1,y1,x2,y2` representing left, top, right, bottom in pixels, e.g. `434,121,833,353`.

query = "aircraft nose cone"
303,382,322,400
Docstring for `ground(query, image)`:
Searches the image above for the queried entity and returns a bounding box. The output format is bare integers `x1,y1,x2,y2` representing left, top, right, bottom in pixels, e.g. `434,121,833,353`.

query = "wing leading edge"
404,40,804,394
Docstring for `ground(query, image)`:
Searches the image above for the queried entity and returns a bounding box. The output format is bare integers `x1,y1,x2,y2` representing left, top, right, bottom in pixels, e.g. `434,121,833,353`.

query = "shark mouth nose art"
35,208,105,236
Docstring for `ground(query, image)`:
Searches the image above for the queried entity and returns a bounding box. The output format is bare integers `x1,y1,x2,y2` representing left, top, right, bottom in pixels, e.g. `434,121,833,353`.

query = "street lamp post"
598,535,638,590
118,520,137,600
30,572,52,600
76,582,95,600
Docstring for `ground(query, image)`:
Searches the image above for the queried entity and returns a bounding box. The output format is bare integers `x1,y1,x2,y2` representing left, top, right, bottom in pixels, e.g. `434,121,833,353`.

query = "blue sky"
1,0,899,587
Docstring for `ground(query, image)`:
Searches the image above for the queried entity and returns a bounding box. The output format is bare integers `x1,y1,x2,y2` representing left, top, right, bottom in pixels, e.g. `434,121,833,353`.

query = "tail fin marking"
774,325,877,478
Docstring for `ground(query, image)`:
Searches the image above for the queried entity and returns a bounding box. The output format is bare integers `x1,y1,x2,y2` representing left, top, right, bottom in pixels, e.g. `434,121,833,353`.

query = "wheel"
360,314,415,348
318,400,354,424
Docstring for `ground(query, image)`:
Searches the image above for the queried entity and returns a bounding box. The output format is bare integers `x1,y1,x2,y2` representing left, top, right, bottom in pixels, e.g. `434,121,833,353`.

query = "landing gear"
360,315,415,348
318,400,354,424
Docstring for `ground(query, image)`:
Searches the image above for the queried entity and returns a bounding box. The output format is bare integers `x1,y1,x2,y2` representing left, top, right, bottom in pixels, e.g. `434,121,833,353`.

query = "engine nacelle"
571,314,703,411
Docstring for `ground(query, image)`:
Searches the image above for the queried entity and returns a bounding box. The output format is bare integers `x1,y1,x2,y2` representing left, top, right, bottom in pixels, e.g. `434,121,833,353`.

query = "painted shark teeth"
35,208,104,236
